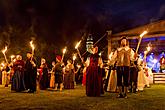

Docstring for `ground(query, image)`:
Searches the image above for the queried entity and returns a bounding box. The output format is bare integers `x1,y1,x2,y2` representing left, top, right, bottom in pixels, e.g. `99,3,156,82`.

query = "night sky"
0,0,165,60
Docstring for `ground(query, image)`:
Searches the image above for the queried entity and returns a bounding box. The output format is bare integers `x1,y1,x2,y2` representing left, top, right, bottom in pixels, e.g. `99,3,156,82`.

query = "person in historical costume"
54,56,64,91
110,37,136,98
2,63,10,87
143,63,151,88
24,52,37,93
5,64,10,87
147,67,153,84
64,59,75,89
137,59,146,91
1,63,6,85
86,46,104,97
11,55,26,92
39,58,49,90
72,64,81,86
50,61,55,88
129,49,139,93
9,57,16,85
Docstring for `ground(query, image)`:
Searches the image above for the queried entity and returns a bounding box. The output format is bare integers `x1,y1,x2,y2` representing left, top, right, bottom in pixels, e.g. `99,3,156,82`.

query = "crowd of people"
0,37,153,99
0,51,84,93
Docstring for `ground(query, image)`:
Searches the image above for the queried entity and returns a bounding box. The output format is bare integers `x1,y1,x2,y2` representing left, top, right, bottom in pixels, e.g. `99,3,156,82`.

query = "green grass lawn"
0,84,164,110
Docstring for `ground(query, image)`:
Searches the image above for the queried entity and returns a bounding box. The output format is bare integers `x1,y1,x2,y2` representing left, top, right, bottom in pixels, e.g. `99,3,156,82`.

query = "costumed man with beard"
86,46,104,97
110,37,137,98
24,52,37,93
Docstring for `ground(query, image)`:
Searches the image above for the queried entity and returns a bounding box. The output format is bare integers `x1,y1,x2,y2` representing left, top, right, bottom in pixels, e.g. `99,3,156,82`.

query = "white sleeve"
130,49,135,61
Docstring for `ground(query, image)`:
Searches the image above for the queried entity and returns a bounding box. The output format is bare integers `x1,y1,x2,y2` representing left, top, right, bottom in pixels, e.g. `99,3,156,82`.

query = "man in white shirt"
111,37,136,98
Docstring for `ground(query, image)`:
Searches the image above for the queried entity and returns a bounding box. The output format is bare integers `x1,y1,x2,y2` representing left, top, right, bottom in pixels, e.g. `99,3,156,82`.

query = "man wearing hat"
110,37,137,98
54,55,64,91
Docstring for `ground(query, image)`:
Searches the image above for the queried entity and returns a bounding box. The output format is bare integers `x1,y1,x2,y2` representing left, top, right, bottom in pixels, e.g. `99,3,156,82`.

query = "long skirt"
137,70,146,91
2,71,7,85
50,74,55,88
107,70,117,92
11,71,25,92
64,72,74,89
40,73,49,90
144,69,153,86
86,66,102,97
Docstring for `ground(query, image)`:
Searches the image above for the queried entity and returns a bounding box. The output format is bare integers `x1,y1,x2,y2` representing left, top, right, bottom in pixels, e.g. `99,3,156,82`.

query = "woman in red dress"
86,47,104,97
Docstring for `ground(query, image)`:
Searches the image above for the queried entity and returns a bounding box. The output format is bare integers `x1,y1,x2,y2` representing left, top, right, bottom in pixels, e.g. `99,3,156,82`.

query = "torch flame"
140,31,148,38
73,54,76,61
63,47,67,54
75,40,81,49
30,41,35,50
2,46,7,54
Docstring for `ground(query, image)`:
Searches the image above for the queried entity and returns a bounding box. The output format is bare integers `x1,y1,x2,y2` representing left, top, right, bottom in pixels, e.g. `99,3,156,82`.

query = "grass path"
0,84,164,110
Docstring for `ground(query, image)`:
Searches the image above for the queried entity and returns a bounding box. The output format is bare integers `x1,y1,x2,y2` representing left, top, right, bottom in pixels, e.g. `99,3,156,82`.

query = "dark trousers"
129,67,138,92
29,73,37,91
116,66,129,87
